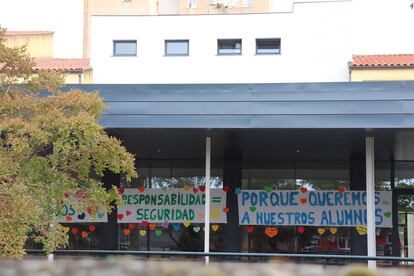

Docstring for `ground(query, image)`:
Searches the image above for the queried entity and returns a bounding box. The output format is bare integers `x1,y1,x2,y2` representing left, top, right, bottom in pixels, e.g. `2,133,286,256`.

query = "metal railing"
25,249,414,264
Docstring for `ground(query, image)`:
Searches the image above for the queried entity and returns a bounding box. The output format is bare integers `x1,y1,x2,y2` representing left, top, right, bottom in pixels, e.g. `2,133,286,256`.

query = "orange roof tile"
5,31,54,36
350,54,414,68
33,58,91,72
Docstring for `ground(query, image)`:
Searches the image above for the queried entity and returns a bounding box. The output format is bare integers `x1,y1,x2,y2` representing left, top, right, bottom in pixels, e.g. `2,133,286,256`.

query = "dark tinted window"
218,39,242,55
256,38,281,54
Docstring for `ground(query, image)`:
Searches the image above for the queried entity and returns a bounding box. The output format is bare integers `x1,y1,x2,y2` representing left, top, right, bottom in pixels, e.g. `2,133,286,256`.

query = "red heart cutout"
300,198,307,204
193,188,198,194
300,187,308,193
223,185,230,192
338,186,346,193
141,220,149,227
247,226,254,233
223,207,230,213
71,227,78,235
297,226,305,234
117,214,124,220
126,210,132,216
66,215,72,222
88,225,96,232
87,207,93,214
123,228,131,236
138,186,145,192
149,223,156,230
128,223,136,230
118,187,125,195
199,186,206,192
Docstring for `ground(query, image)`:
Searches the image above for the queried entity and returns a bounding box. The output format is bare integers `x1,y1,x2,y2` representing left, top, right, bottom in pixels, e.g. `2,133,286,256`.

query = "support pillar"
99,171,120,250
366,136,376,269
204,137,211,264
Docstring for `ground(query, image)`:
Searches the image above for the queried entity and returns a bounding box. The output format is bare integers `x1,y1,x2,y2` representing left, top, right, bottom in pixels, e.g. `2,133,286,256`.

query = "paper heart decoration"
87,206,95,215
123,228,131,236
329,227,337,235
63,226,70,234
300,198,307,205
223,207,230,213
197,212,204,219
223,185,230,192
264,186,272,193
172,224,181,232
246,226,254,233
384,211,392,218
183,220,191,228
234,188,241,195
77,213,86,220
155,229,162,236
193,188,198,194
118,187,125,195
338,186,346,193
126,210,132,216
193,226,201,233
139,230,147,236
199,186,206,192
297,226,305,234
265,227,278,238
162,221,169,229
300,187,308,193
356,225,367,235
138,186,145,192
71,227,78,235
117,214,124,220
97,212,105,218
317,228,325,235
66,215,73,222
210,207,220,219
149,223,156,230
88,225,96,232
128,223,136,230
141,220,149,227
183,185,191,192
162,186,168,191
81,231,88,239
250,206,256,212
211,224,219,232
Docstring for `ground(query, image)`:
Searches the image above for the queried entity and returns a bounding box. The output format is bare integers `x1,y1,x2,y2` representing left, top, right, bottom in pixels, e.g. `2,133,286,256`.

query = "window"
165,40,189,56
242,0,252,8
188,0,197,8
113,40,137,56
256,38,281,55
217,39,242,55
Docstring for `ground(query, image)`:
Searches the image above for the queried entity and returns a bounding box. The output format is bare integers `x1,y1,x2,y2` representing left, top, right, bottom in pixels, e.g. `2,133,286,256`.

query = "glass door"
396,193,414,257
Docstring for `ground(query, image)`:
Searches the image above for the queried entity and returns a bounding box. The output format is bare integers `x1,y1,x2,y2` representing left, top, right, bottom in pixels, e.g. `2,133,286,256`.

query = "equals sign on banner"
212,196,221,203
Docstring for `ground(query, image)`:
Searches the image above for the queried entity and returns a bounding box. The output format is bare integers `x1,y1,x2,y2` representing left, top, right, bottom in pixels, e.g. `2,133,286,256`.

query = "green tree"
0,28,137,258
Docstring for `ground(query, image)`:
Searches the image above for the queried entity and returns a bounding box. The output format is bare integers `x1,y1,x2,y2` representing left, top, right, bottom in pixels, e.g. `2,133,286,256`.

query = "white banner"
117,188,227,223
58,203,108,223
238,190,392,227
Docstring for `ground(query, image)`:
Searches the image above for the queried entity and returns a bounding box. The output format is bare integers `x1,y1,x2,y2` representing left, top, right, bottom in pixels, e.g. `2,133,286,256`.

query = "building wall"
4,34,54,58
64,70,93,84
90,1,353,83
350,69,414,82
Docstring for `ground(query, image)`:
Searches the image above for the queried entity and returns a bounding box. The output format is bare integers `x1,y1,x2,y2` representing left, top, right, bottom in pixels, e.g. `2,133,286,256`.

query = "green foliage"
0,28,137,258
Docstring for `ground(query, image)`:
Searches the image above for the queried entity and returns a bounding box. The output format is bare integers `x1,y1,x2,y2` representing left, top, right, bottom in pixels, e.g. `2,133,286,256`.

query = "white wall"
91,1,354,83
0,0,84,58
85,0,414,84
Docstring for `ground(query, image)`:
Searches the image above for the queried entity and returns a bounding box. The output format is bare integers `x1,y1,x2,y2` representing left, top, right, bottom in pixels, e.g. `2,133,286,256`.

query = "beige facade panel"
5,33,53,58
350,69,414,82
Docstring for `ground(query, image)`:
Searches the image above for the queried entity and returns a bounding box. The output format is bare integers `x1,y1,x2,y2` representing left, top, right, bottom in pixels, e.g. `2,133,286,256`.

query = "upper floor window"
188,0,197,8
113,40,137,56
242,0,252,8
256,38,281,55
217,39,242,55
165,40,189,56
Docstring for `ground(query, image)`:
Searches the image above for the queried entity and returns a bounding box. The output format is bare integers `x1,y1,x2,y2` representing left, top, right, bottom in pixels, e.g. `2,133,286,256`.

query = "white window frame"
242,0,252,8
188,0,197,8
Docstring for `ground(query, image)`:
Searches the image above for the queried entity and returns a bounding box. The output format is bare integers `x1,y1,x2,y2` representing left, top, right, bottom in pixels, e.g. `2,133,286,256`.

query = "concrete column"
204,137,211,264
99,171,120,250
